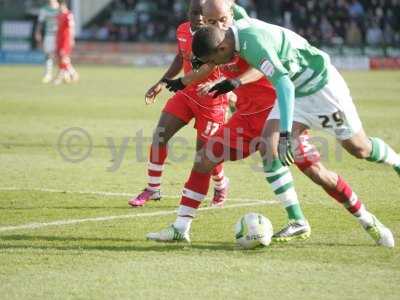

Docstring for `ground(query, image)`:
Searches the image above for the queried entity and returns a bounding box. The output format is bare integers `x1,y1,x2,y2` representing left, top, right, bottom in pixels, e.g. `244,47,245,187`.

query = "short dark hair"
192,26,224,59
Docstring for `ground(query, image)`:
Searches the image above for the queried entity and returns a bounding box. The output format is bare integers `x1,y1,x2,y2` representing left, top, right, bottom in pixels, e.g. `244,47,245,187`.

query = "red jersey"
57,10,74,48
176,22,227,107
220,55,276,115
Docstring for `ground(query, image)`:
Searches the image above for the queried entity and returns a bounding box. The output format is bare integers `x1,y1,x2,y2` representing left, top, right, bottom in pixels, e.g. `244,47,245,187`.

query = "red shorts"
205,108,272,161
162,91,228,142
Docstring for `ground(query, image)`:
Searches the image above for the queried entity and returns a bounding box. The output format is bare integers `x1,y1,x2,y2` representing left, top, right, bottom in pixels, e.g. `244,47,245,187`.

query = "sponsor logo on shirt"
178,37,187,42
260,59,275,77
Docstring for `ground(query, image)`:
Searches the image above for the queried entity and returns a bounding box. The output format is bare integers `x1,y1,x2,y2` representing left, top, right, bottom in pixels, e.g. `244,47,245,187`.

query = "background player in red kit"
54,0,79,85
128,0,231,207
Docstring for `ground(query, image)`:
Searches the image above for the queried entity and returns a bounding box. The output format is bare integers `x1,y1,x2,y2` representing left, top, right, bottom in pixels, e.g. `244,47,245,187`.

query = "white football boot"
272,219,311,243
146,225,191,243
363,213,395,248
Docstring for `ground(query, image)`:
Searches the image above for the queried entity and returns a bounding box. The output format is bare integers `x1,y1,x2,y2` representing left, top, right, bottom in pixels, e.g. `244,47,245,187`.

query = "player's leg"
54,52,71,85
340,129,400,177
146,114,248,242
65,57,79,82
292,123,394,247
326,65,399,176
290,65,395,246
194,104,230,207
259,116,310,243
63,45,79,82
42,35,56,83
196,138,229,207
146,139,230,242
129,110,188,207
43,53,55,83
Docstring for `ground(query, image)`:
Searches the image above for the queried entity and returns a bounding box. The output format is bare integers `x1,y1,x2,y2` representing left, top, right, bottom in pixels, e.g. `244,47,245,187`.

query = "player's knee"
294,133,321,170
152,127,171,146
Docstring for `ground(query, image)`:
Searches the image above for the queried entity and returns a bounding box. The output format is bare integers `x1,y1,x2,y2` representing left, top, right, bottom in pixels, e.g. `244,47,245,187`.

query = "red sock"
211,163,226,190
323,176,362,215
179,170,211,216
147,144,168,190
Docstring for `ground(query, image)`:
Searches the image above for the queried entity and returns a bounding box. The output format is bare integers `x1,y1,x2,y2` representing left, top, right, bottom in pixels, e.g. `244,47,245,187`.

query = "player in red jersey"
54,0,79,85
128,0,231,207
146,2,281,242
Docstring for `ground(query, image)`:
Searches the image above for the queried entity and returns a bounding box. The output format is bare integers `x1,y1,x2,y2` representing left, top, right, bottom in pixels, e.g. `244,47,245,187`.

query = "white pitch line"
0,187,268,203
0,200,276,233
0,187,133,197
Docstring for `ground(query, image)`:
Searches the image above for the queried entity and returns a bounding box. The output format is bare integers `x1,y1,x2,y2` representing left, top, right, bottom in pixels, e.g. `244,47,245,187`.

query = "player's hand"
161,78,186,92
145,81,163,105
278,132,295,166
209,79,241,98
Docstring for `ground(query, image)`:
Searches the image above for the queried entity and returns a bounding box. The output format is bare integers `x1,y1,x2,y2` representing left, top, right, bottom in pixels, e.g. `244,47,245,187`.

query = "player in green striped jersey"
35,0,60,83
192,11,398,247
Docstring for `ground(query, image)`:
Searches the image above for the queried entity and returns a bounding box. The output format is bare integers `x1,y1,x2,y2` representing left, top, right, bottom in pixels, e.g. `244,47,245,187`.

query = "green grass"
0,66,399,300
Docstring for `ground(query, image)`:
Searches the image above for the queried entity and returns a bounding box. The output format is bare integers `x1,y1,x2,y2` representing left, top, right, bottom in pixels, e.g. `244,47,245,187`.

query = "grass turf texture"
0,66,399,300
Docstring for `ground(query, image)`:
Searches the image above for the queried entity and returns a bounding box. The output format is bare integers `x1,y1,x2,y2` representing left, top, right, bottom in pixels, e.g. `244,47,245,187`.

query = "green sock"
394,165,400,176
367,137,400,168
264,159,305,221
285,204,305,221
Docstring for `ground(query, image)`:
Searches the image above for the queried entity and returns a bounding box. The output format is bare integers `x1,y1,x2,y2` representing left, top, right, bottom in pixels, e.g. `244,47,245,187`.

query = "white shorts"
268,65,362,140
43,35,56,55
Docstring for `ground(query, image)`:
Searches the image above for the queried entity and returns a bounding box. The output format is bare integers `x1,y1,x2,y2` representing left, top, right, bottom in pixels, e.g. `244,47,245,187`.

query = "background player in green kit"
192,16,399,247
35,0,60,83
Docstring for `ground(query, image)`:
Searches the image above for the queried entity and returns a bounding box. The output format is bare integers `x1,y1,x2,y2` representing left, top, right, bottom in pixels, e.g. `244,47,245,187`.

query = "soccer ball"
235,213,273,249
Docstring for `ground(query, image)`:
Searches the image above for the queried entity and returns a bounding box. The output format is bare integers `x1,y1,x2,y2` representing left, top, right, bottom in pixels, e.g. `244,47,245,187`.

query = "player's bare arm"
35,23,44,46
145,52,183,104
204,67,263,97
162,62,217,93
181,62,216,85
235,67,263,85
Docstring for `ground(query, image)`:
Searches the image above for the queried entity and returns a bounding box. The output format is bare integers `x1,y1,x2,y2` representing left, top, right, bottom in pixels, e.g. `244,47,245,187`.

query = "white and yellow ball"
235,213,273,249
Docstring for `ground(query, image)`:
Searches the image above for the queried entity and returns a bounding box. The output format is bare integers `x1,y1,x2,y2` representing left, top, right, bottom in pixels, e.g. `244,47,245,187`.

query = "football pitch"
0,66,399,299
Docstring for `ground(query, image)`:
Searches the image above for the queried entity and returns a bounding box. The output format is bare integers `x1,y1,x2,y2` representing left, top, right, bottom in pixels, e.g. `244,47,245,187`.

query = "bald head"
203,0,231,14
202,0,234,30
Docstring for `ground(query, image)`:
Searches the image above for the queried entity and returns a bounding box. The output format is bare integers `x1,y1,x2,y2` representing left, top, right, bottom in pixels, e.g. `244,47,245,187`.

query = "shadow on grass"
0,234,236,252
0,234,376,253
